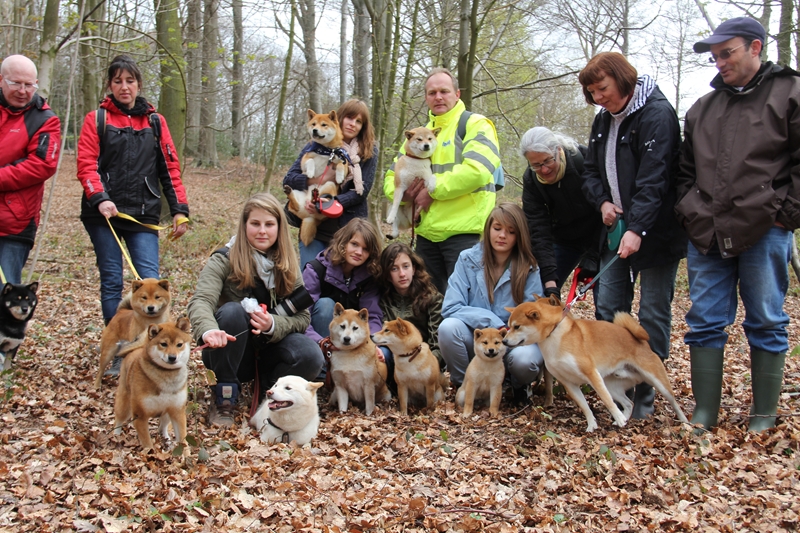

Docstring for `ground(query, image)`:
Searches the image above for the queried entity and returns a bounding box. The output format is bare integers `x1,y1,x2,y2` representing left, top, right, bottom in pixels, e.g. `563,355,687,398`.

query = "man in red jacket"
0,55,60,283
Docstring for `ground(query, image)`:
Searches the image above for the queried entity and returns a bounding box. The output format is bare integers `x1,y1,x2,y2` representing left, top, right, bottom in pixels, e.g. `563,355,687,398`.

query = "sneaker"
104,356,123,377
208,383,239,427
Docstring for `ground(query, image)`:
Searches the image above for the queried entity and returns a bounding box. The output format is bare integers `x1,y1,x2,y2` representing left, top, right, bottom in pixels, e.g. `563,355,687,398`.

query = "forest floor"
0,155,799,532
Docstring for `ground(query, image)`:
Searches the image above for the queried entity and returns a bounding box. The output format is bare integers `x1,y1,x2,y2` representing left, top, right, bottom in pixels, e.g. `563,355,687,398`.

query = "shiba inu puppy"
0,282,38,370
328,303,391,415
504,295,689,432
113,318,191,450
301,109,347,185
386,126,440,238
456,328,506,418
284,182,339,246
372,318,448,416
95,278,172,389
250,375,324,445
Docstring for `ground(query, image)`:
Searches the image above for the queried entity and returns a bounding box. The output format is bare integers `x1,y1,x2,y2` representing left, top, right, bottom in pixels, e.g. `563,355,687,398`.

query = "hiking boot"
208,383,239,427
104,356,123,377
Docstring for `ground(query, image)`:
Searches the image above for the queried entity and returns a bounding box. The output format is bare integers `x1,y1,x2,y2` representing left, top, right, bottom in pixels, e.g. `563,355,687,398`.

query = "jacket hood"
709,61,800,94
427,99,466,130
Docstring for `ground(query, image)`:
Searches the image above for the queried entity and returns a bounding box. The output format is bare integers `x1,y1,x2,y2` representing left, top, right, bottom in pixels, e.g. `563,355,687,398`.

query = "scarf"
226,236,275,289
109,95,150,116
535,146,567,185
342,138,364,195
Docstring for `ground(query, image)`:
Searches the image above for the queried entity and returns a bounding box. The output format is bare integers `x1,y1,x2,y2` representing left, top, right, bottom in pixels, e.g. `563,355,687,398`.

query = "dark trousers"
415,233,480,295
201,302,324,389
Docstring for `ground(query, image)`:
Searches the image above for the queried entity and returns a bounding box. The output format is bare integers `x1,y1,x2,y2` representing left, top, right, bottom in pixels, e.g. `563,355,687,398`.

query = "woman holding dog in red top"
283,99,378,267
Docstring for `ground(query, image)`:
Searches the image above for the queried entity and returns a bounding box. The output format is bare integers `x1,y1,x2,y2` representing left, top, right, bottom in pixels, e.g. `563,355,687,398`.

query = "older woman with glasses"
578,52,687,420
520,127,603,301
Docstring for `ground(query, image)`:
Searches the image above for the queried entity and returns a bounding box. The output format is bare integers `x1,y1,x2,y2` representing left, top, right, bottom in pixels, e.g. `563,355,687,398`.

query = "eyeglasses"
708,43,745,63
3,79,38,91
530,156,556,171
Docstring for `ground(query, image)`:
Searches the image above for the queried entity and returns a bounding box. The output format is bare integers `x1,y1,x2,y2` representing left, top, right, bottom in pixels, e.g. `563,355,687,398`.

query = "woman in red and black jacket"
77,54,189,329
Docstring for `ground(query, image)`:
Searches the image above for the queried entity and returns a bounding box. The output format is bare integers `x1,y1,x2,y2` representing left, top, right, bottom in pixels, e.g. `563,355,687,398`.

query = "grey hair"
519,127,579,158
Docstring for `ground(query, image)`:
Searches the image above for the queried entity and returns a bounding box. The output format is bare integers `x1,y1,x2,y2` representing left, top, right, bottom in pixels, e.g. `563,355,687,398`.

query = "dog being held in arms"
386,126,440,238
372,317,448,416
456,327,506,418
503,294,688,432
0,282,39,370
114,317,191,450
328,303,391,415
95,278,172,389
250,375,324,445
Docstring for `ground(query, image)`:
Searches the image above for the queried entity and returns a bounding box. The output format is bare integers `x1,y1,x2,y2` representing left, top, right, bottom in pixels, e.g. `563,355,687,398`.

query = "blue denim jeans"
299,239,326,268
596,247,680,360
0,238,32,284
83,222,160,323
438,317,544,389
310,297,336,338
685,226,792,353
415,234,480,296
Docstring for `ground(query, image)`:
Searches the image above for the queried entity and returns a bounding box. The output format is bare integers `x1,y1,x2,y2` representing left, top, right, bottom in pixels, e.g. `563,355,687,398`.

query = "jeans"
596,247,679,360
438,317,544,389
299,239,326,268
310,297,336,338
84,222,160,323
201,302,324,389
416,233,480,296
685,226,792,353
0,238,32,284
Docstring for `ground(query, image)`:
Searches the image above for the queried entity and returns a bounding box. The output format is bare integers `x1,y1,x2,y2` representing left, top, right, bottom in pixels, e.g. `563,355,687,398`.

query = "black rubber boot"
630,383,656,419
689,347,725,433
748,349,786,433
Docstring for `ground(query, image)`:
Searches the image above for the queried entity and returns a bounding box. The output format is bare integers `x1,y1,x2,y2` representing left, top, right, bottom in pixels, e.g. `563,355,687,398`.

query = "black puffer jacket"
522,146,603,285
581,83,687,272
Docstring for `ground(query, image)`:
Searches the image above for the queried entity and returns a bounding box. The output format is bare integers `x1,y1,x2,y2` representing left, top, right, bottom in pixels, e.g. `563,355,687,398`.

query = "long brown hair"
578,52,638,107
482,203,537,305
337,99,375,160
229,193,298,297
325,218,381,277
379,242,439,316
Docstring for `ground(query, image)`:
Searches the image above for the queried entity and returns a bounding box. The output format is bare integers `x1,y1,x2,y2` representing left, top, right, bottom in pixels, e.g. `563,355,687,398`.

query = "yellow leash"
105,213,190,280
0,265,6,285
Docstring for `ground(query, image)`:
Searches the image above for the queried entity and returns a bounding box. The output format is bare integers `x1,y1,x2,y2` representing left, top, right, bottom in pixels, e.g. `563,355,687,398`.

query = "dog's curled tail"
612,312,650,342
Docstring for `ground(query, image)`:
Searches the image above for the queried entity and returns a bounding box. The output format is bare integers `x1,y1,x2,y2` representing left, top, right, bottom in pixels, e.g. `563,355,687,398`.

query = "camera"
270,286,314,316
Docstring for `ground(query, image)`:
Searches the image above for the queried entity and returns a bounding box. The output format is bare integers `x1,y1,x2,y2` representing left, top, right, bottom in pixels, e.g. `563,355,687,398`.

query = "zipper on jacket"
167,144,174,161
142,203,145,215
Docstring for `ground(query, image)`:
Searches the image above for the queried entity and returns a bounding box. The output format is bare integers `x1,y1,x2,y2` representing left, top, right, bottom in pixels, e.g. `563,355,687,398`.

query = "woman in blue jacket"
439,203,544,402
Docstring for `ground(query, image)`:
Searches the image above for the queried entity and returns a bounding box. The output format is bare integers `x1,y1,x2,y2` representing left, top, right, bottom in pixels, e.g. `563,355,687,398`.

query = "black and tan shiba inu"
0,282,39,370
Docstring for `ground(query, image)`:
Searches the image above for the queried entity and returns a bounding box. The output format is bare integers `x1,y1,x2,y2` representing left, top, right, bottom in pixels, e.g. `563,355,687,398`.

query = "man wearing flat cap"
675,17,800,433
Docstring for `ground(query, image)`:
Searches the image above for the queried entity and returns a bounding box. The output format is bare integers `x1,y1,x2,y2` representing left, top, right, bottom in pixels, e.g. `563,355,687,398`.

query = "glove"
543,286,561,300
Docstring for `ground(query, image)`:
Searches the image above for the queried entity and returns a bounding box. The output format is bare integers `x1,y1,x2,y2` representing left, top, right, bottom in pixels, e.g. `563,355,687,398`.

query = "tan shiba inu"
372,318,448,416
283,181,340,246
456,328,507,417
95,278,172,389
504,295,688,432
250,375,324,445
113,318,191,450
328,303,391,415
386,126,440,238
301,109,347,185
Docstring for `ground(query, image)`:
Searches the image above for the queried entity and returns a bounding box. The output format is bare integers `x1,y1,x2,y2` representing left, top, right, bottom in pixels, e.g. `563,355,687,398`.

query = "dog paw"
386,214,395,224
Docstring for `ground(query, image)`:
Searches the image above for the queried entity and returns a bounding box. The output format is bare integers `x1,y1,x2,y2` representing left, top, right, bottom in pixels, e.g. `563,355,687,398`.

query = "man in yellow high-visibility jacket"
384,68,501,293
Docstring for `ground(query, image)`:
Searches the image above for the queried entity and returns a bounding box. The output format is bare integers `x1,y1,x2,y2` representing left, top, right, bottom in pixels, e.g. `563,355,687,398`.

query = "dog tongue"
269,400,292,410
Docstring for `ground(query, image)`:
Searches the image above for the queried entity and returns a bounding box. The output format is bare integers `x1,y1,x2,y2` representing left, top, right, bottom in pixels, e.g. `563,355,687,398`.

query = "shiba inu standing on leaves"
386,126,440,238
250,375,324,445
328,303,391,415
0,282,39,370
95,278,172,388
373,318,448,416
456,327,506,418
114,318,191,450
504,295,688,432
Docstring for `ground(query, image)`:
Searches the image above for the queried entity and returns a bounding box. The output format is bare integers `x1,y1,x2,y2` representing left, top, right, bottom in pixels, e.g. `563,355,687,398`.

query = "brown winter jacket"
676,62,800,257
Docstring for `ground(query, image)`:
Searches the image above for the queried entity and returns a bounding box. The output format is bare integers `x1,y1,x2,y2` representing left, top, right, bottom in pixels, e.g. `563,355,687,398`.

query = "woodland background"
2,0,800,531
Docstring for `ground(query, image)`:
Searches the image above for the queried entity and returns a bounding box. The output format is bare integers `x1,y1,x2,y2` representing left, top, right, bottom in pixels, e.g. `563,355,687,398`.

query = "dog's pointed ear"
396,318,409,335
498,328,507,338
525,310,539,320
531,293,541,301
307,109,316,120
358,307,369,323
329,110,338,123
548,294,561,306
176,317,190,333
132,279,143,293
404,130,414,140
2,283,11,295
27,282,39,294
504,306,515,314
432,127,442,137
148,324,161,339
308,381,325,392
158,279,170,291
333,302,345,317
474,328,483,341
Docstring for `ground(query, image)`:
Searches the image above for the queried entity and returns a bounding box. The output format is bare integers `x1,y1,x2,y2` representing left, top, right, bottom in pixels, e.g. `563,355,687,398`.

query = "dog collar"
397,344,422,362
402,152,427,160
268,418,290,444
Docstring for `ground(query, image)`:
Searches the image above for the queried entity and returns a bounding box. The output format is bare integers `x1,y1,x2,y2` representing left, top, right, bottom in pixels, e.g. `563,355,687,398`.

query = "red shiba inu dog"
456,328,506,418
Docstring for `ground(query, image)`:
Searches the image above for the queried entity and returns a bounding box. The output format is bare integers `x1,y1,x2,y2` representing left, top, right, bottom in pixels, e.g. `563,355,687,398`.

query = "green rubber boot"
689,347,725,433
748,349,786,433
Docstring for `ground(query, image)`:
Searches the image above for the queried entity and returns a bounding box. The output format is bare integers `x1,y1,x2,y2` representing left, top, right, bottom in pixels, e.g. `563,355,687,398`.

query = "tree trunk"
457,0,470,105
184,0,202,157
778,0,793,66
154,0,186,160
198,0,219,167
263,0,295,191
79,0,103,120
231,0,243,157
297,0,321,111
340,0,348,103
351,0,371,101
36,0,61,99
